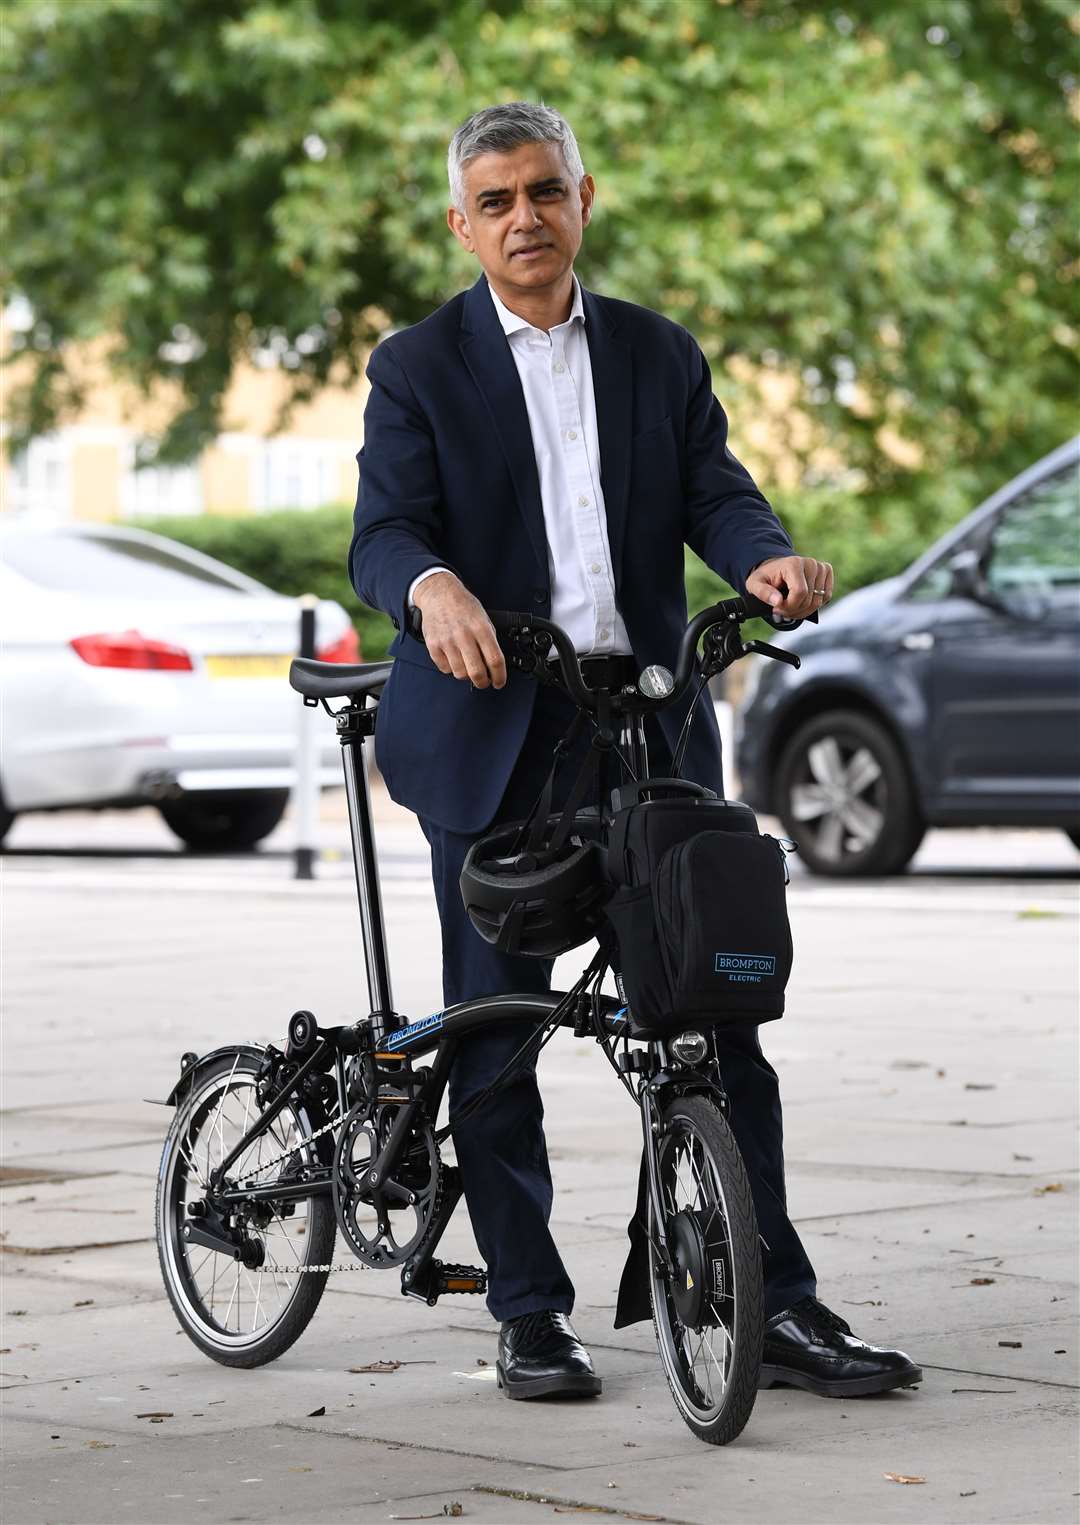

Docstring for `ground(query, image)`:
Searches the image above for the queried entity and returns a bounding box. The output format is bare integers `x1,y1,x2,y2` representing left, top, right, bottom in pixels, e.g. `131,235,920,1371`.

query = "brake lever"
745,639,801,669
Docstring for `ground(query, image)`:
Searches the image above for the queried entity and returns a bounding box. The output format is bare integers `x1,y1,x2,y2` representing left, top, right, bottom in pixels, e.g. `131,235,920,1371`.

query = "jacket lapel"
459,276,548,579
581,285,633,589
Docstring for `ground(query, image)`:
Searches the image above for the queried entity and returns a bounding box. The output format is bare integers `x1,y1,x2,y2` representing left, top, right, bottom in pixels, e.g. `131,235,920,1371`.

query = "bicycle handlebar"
407,594,811,715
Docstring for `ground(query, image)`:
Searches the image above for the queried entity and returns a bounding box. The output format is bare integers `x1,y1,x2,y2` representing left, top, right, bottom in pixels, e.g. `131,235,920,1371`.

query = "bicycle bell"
638,664,674,699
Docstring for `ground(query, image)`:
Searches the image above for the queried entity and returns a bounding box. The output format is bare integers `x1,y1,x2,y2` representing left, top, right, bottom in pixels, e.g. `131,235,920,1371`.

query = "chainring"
332,1098,442,1268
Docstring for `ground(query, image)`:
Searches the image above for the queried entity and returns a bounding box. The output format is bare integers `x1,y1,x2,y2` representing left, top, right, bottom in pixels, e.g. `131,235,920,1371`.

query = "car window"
907,558,954,602
984,466,1080,595
0,533,254,599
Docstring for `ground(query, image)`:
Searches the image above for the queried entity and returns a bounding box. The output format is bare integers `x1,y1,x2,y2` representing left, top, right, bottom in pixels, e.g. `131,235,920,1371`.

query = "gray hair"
447,102,585,213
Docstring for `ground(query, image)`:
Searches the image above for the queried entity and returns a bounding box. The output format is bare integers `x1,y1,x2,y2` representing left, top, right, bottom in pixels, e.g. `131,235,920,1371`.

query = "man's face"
447,140,594,294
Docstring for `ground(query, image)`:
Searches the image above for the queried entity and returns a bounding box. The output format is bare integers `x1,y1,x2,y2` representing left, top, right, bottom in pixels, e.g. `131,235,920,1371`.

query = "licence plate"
204,653,292,679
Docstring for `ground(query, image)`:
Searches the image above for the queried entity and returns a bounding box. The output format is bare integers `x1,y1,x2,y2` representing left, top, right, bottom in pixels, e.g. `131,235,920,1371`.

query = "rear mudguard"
162,1044,267,1107
158,1043,336,1175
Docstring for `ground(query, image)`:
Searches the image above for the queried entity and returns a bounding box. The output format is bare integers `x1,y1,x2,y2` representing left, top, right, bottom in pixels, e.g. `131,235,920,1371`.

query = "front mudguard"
613,1071,730,1330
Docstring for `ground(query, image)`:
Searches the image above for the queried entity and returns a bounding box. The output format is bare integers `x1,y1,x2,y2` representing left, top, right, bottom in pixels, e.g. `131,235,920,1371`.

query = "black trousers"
418,681,816,1322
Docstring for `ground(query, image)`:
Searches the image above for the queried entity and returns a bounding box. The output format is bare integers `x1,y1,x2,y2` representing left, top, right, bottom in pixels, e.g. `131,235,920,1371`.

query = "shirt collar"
487,273,585,338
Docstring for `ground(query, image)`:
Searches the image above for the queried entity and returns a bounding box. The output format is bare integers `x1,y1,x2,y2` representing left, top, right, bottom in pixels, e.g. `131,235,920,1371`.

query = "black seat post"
337,698,396,1040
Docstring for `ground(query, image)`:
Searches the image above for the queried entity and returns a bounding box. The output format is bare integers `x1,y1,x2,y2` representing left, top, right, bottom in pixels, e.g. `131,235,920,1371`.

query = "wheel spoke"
814,810,846,862
844,746,882,797
840,795,884,847
790,783,831,823
807,736,845,789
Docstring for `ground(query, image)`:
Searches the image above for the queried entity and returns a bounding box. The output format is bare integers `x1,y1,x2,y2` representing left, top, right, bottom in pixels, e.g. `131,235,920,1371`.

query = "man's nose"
510,194,544,231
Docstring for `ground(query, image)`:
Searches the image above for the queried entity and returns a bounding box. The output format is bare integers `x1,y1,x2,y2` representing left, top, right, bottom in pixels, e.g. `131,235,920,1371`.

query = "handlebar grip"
740,591,819,630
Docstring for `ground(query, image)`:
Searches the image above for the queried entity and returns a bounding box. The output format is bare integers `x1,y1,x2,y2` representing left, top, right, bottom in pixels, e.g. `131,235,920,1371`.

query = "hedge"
138,488,959,663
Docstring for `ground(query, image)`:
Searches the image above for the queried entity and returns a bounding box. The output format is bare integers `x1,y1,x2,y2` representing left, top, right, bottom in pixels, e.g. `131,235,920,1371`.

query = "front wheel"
156,1049,337,1367
648,1094,764,1445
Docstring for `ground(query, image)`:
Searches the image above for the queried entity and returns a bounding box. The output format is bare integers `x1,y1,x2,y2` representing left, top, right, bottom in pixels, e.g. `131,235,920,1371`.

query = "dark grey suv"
735,437,1080,875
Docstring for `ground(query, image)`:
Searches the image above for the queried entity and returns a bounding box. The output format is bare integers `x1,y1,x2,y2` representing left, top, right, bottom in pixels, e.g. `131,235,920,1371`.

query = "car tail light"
317,626,361,663
70,631,194,671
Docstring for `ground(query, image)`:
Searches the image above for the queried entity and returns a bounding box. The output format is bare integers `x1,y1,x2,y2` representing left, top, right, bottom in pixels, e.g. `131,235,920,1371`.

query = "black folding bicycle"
155,594,802,1445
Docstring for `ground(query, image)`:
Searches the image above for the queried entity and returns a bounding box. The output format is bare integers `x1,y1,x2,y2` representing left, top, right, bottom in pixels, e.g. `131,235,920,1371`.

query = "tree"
3,0,1076,526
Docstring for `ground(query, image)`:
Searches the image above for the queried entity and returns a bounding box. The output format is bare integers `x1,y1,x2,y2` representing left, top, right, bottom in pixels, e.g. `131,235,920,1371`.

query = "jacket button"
533,589,546,605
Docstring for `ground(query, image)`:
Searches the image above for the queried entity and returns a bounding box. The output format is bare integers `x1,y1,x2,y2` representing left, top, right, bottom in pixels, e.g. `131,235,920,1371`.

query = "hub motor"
668,1208,729,1329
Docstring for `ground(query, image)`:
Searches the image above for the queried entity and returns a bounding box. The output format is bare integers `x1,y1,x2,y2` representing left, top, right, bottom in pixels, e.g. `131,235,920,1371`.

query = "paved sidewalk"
2,810,1078,1524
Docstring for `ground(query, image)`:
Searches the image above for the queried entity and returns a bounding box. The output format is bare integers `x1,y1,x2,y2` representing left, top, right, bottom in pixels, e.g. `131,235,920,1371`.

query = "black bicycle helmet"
460,814,610,958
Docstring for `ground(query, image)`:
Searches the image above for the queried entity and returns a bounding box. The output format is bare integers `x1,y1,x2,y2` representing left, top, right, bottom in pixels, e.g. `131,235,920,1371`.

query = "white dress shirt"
408,274,632,657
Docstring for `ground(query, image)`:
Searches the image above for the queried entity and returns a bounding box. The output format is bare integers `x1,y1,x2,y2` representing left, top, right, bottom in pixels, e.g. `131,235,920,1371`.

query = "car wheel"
1066,830,1080,852
158,789,289,852
775,710,925,877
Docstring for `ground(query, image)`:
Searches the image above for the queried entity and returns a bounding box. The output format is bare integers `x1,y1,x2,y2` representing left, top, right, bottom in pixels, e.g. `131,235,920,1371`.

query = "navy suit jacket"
349,273,793,835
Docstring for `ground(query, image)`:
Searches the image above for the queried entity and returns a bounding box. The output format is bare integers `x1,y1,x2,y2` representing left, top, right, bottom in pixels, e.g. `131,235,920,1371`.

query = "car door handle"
900,631,935,651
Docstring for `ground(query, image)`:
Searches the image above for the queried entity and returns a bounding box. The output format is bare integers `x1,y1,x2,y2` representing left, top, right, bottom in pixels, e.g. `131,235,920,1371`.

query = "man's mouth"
511,243,551,258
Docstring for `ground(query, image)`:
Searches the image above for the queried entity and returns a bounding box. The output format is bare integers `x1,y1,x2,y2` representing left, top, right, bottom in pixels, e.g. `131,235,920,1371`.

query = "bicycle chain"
215,1091,438,1278
240,1111,342,1183
259,1259,368,1275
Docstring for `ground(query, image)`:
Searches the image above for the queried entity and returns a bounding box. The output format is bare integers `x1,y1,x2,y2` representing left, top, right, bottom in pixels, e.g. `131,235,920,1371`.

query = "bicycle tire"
648,1093,764,1444
156,1049,336,1368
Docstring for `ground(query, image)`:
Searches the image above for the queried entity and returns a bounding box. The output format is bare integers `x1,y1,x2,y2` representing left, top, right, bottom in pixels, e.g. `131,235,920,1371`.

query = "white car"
0,519,358,849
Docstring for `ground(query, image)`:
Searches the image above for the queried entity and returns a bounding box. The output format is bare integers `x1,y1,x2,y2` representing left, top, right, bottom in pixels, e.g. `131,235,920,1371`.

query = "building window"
6,434,73,515
253,439,342,511
120,442,203,518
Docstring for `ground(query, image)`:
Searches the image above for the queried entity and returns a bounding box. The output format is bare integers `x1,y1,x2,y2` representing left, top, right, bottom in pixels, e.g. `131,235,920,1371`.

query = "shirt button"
578,495,589,507
590,562,601,574
567,429,578,440
553,361,565,374
599,629,609,641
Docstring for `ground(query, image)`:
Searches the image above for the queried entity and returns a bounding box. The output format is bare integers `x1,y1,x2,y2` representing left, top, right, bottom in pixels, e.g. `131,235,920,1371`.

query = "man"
350,102,921,1402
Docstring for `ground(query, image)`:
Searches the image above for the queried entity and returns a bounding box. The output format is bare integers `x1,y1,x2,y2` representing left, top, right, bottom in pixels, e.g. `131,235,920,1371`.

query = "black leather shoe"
760,1296,922,1398
497,1311,602,1400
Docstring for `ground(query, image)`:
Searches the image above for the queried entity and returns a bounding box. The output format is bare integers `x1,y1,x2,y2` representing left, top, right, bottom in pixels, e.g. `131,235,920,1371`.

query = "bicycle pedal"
403,1258,487,1305
436,1262,487,1295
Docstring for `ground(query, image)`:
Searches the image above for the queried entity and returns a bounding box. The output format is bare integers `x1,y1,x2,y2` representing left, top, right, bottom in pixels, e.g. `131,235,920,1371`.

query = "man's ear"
579,174,596,228
447,206,474,253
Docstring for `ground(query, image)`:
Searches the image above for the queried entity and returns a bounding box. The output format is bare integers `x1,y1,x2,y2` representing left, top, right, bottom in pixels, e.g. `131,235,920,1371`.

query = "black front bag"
601,781,793,1036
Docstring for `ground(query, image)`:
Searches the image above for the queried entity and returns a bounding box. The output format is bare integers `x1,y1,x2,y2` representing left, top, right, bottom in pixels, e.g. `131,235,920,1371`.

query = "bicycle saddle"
289,656,394,701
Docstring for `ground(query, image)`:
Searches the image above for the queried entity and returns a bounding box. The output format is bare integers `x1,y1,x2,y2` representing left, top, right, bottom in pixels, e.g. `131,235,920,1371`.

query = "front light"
669,1030,708,1066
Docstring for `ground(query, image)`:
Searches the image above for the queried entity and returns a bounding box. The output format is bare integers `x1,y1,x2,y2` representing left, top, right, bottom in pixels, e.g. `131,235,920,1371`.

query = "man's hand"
746,554,834,619
412,571,507,690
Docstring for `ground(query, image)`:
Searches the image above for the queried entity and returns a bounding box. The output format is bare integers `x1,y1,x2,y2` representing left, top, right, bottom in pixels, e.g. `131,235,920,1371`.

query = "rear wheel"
775,709,924,876
648,1094,763,1445
159,789,289,851
156,1049,336,1367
